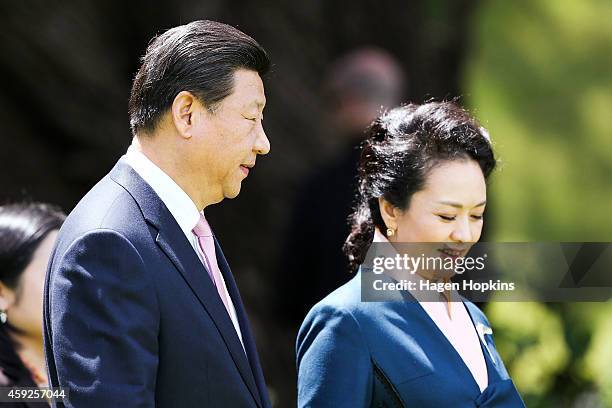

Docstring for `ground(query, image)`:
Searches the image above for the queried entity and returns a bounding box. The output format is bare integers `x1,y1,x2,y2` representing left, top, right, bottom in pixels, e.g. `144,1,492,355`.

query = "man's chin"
224,183,242,199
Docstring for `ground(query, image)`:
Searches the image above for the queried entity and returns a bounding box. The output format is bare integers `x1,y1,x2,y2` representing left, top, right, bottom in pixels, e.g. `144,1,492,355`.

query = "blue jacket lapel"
396,292,484,395
463,301,510,381
110,159,263,408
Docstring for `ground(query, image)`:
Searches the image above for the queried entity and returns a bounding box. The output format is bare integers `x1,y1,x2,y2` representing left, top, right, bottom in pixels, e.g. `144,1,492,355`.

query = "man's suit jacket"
43,159,271,408
297,271,526,408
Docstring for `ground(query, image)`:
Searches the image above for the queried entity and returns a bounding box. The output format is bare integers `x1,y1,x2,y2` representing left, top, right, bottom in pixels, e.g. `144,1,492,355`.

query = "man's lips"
240,164,253,176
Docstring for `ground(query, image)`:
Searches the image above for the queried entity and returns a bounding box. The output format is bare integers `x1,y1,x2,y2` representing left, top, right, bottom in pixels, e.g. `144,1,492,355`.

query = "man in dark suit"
43,20,271,407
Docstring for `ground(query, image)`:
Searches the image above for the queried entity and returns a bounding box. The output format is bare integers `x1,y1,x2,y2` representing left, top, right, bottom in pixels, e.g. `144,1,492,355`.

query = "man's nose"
254,125,270,155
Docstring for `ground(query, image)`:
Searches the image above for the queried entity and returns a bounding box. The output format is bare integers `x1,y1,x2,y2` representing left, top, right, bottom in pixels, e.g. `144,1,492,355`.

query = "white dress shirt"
373,229,489,392
123,146,245,349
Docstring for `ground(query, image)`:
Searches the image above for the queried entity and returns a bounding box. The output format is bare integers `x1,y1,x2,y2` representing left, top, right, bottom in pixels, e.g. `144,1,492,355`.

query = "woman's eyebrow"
437,200,487,209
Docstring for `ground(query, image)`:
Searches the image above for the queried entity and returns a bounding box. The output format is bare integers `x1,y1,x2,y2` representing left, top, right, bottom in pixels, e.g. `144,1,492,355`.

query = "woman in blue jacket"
297,101,525,407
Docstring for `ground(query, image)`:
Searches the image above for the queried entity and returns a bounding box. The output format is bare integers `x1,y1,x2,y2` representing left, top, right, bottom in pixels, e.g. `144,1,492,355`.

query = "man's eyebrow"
244,100,265,112
437,200,487,209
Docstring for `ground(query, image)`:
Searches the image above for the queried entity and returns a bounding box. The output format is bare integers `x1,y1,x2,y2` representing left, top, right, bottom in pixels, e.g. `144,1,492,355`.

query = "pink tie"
192,214,233,319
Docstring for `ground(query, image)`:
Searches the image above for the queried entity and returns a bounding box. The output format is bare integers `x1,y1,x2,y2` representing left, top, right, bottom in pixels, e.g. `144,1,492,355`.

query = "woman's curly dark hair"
343,101,496,271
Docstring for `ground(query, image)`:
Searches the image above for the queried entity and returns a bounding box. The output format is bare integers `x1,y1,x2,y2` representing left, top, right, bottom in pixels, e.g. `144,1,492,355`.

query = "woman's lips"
438,247,465,258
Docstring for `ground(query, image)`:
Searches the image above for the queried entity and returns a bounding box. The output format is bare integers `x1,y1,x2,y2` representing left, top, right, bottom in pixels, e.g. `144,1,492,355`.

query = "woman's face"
381,159,487,277
6,230,58,338
395,159,487,243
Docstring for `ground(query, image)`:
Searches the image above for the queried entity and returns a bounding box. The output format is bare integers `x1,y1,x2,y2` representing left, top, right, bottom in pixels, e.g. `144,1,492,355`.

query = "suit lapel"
110,160,262,408
463,301,506,383
398,293,483,395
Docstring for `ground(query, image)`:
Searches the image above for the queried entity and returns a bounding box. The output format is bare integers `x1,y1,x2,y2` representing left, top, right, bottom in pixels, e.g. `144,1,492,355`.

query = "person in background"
0,202,65,406
278,47,406,325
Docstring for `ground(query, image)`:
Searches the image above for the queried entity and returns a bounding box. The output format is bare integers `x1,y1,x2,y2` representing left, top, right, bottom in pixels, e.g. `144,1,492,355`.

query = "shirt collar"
373,227,389,244
124,145,201,238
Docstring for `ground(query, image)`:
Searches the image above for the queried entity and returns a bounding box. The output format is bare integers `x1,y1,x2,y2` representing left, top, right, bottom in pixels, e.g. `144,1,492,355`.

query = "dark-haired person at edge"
297,102,526,407
0,203,65,407
44,21,272,407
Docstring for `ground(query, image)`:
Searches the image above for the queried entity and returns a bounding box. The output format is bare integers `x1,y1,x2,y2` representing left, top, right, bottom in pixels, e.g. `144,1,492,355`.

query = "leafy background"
466,1,612,406
1,0,610,406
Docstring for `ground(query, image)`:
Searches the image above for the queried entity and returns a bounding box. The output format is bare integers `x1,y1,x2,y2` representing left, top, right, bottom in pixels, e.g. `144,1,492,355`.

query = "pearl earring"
0,309,7,324
386,228,395,237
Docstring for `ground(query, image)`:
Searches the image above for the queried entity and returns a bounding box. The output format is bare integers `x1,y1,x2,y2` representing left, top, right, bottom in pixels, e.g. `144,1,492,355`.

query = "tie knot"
192,214,213,238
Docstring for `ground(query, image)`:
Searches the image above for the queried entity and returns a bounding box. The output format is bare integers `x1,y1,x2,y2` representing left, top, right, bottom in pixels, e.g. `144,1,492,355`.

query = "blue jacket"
43,159,270,408
297,271,525,407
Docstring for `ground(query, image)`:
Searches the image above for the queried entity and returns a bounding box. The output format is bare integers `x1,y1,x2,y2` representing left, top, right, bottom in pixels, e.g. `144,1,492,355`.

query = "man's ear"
171,91,197,139
378,197,400,231
0,281,15,312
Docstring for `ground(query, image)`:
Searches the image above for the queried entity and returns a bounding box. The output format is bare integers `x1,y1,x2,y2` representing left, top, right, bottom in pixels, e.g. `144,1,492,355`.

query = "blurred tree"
465,1,612,406
465,0,612,241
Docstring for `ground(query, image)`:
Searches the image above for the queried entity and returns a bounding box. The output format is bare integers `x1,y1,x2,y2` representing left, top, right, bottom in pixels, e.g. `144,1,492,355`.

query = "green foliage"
465,0,612,241
487,302,569,403
580,303,612,406
465,1,612,406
